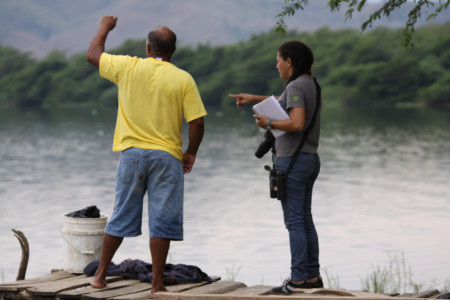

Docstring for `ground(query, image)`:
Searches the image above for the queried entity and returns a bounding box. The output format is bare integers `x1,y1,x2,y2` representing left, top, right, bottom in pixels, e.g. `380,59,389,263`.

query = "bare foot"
149,286,167,299
90,275,106,289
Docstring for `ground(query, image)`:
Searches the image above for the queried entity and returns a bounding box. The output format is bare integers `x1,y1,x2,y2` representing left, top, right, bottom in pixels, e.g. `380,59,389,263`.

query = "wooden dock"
0,271,446,300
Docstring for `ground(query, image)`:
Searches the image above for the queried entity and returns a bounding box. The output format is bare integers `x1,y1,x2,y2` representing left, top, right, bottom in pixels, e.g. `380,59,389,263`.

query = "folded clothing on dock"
84,259,215,285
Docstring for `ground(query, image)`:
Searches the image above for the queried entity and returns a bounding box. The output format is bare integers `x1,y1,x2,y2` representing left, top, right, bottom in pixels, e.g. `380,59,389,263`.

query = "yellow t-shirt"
99,53,207,161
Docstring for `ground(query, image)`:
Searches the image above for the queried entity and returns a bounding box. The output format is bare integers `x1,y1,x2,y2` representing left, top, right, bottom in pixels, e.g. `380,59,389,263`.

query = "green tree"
0,46,36,107
1,23,449,109
276,0,450,47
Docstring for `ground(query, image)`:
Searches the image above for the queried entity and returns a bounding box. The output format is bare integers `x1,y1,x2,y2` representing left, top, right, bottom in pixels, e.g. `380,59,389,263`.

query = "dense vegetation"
1,23,449,110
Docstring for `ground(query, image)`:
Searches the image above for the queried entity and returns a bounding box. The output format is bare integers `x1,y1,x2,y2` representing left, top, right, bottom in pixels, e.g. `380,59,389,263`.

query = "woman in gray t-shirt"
229,41,323,295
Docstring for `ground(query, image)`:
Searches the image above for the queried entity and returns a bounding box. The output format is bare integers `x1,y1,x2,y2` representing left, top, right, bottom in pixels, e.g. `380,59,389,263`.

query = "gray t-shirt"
275,75,321,158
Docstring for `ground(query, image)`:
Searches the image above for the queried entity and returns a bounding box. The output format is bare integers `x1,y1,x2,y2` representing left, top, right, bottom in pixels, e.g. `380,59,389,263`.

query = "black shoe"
308,276,324,288
271,279,310,295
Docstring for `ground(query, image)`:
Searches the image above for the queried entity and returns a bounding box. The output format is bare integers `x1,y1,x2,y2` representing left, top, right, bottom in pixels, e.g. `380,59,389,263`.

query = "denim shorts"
105,148,184,240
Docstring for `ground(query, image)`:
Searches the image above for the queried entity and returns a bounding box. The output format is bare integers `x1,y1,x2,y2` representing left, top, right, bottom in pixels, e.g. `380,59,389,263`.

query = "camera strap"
285,77,322,176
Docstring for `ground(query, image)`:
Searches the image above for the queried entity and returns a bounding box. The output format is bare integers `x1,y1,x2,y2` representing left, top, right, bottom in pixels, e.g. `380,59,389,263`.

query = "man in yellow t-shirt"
86,16,206,298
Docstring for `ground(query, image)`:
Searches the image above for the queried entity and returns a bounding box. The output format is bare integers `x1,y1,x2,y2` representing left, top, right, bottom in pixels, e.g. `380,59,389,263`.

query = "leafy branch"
276,0,450,47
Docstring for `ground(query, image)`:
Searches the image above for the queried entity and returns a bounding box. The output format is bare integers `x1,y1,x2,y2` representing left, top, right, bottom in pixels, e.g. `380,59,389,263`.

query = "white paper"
252,95,289,137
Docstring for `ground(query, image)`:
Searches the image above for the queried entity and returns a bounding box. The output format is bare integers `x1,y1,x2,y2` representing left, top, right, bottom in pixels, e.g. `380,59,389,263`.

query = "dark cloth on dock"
66,205,100,218
438,293,450,299
84,260,122,277
84,259,215,285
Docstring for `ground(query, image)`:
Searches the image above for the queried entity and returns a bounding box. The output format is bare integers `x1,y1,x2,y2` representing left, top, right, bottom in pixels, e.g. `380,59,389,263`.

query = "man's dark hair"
278,41,314,86
147,27,177,57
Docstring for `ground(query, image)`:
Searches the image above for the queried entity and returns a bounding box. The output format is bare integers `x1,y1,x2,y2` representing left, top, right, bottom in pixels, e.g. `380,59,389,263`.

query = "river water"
0,106,449,291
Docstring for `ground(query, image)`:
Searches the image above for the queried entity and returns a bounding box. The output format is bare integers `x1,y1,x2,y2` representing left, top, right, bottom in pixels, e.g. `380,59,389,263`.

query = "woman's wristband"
266,119,272,130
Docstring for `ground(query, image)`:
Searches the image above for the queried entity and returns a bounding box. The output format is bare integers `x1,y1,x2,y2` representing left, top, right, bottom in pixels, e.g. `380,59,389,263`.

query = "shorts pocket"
117,159,137,185
157,157,182,185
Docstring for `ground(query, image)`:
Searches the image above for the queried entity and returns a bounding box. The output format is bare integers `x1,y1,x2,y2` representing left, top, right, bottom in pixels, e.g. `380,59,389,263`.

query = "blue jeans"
276,153,321,281
105,148,184,240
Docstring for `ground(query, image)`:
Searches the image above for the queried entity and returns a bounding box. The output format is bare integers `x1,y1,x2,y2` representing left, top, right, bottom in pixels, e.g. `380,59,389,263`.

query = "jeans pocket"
291,155,319,181
275,157,290,173
117,159,137,185
156,157,182,185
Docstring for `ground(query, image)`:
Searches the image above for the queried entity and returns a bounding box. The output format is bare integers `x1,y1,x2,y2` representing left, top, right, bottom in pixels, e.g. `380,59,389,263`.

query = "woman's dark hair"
278,41,314,86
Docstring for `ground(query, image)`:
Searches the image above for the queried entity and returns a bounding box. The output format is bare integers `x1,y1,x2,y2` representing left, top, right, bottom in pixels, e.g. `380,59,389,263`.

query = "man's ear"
146,44,151,57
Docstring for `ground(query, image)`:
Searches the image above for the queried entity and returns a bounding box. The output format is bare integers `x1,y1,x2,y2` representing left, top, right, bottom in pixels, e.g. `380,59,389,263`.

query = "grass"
322,252,449,294
225,265,242,282
323,267,341,289
360,252,448,294
222,254,449,295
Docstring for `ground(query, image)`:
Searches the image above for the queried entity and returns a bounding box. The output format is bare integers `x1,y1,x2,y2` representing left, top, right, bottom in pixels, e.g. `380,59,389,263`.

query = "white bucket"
61,213,108,273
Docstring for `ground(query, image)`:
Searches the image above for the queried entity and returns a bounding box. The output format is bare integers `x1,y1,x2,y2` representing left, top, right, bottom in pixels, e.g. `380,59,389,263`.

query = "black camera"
255,130,275,158
265,165,287,201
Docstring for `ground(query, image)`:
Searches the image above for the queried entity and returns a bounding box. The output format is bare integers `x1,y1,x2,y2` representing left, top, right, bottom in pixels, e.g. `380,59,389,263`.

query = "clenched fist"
100,16,118,32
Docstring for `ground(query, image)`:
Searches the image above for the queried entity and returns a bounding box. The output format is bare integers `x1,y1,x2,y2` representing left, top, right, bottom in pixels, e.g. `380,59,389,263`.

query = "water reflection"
0,107,449,291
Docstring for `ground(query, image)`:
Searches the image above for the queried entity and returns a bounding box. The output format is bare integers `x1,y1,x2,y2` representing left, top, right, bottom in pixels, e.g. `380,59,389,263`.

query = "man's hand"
182,117,204,174
100,16,118,32
182,152,196,174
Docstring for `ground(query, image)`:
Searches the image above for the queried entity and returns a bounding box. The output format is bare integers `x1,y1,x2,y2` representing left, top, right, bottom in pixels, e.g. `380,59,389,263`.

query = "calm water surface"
0,106,449,291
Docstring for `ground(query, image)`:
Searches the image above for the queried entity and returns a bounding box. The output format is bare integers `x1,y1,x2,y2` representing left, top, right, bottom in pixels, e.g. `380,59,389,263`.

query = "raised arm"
182,117,205,174
87,16,118,68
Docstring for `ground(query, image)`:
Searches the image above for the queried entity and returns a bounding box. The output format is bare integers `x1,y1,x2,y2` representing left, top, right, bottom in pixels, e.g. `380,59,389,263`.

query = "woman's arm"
254,107,305,133
229,93,268,108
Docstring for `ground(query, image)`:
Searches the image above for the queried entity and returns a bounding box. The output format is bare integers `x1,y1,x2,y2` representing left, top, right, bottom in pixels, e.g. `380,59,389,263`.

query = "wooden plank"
26,275,122,297
58,279,141,299
345,290,395,298
181,281,246,295
153,292,253,300
81,282,152,300
225,285,273,295
154,293,428,300
412,290,441,298
110,290,152,300
167,282,216,293
0,290,33,300
110,281,214,300
0,271,76,291
26,275,90,296
153,293,313,299
309,289,356,296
